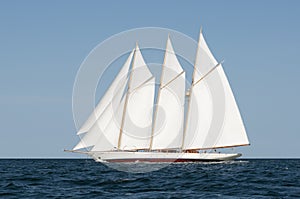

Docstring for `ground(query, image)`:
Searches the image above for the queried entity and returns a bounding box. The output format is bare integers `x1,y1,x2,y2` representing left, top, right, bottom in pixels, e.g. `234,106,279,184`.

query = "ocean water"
0,159,299,198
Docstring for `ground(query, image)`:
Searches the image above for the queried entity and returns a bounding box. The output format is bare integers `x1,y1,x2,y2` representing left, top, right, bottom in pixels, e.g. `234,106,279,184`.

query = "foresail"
119,44,155,150
151,37,185,149
120,77,155,150
183,32,249,150
77,50,134,135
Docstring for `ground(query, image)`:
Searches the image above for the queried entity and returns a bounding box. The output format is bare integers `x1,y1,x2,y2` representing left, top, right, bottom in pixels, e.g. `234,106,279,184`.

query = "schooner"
67,29,250,162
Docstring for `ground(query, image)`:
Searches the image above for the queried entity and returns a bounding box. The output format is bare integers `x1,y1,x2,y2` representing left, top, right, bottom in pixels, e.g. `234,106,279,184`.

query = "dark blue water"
0,159,299,198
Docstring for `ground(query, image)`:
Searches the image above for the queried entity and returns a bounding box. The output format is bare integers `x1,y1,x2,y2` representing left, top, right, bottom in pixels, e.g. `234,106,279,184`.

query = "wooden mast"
117,43,137,150
149,34,170,150
181,27,202,151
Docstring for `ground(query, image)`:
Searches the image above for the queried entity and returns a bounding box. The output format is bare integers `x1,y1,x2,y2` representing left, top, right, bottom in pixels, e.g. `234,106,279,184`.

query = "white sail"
130,45,153,91
183,80,214,149
73,86,125,150
151,37,185,149
120,45,155,150
91,97,126,151
77,50,134,135
183,32,249,150
209,65,249,148
73,50,133,150
120,78,155,150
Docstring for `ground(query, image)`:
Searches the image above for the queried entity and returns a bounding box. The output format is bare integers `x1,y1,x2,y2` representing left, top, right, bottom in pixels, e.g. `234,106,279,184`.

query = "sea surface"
0,159,299,198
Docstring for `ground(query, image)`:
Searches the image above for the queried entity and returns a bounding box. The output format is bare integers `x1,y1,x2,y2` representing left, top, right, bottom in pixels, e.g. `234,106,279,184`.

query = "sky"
0,0,299,158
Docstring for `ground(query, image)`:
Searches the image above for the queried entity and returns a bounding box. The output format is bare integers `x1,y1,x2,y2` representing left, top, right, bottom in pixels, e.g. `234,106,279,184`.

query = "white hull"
87,151,242,163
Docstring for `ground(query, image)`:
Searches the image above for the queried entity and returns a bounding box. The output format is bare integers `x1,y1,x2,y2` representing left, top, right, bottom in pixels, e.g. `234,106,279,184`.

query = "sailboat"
66,29,250,162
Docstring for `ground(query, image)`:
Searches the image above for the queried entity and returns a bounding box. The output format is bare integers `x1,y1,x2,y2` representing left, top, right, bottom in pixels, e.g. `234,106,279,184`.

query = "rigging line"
192,60,224,87
160,70,185,90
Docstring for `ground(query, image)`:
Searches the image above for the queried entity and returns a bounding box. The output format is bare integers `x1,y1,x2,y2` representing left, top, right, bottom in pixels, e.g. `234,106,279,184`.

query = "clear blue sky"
0,1,299,158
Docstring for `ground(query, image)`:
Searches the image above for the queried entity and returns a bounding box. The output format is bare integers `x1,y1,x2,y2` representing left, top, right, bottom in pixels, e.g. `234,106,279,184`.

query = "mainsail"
150,36,185,149
182,30,249,150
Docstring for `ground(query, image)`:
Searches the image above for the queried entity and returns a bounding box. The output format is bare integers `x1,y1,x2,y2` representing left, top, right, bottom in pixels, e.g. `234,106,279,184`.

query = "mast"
181,27,202,150
149,34,169,150
117,43,137,150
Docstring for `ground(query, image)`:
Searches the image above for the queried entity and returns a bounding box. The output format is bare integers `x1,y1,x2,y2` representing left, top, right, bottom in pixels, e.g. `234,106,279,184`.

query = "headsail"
77,50,134,135
73,88,125,150
91,96,126,151
73,50,134,150
183,31,249,150
150,36,186,150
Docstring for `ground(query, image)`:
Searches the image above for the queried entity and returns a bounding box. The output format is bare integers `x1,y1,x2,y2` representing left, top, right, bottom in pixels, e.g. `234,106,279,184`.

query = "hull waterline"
88,151,242,163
